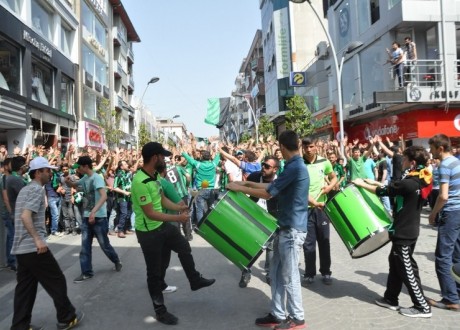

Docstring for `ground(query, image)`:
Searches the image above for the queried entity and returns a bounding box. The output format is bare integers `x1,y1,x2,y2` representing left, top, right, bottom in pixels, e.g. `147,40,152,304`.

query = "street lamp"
136,76,160,150
289,0,362,157
172,115,180,120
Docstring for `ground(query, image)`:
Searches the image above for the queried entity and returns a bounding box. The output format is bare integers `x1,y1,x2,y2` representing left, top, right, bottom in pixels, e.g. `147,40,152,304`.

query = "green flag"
205,97,230,129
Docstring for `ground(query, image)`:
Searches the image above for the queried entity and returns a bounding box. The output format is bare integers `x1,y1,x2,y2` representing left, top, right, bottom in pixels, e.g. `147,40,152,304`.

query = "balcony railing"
387,59,443,89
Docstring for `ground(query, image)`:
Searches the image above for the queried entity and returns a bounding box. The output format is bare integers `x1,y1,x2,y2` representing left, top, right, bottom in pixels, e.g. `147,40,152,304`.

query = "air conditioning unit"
316,41,329,59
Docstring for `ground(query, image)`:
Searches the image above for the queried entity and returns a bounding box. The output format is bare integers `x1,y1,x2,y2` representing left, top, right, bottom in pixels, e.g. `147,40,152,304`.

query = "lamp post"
136,77,159,150
289,0,362,157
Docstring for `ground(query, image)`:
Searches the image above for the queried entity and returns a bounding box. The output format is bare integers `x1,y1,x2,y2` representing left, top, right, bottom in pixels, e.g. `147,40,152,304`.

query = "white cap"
28,157,58,173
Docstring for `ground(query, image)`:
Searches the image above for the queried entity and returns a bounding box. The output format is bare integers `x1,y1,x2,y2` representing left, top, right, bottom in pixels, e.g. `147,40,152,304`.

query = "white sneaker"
162,286,177,294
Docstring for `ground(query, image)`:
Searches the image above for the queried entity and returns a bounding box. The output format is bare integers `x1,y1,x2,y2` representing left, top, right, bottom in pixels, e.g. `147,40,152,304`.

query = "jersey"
165,166,188,199
304,155,333,203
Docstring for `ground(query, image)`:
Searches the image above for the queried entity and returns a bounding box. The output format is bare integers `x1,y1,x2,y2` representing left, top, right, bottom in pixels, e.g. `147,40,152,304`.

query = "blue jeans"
195,189,218,222
435,210,460,303
80,217,120,276
117,200,129,232
48,196,61,233
3,213,16,267
270,228,306,320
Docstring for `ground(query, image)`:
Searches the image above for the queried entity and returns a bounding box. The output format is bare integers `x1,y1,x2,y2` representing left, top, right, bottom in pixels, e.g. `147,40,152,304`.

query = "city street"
0,208,458,330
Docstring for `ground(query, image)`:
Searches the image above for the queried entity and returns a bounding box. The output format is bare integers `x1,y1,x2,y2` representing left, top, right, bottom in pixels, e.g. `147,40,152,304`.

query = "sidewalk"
0,208,458,329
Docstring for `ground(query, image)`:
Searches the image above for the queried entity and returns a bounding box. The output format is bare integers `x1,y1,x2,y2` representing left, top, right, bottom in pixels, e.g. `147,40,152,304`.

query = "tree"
97,98,123,149
240,132,251,144
138,123,151,149
285,95,314,138
258,115,275,138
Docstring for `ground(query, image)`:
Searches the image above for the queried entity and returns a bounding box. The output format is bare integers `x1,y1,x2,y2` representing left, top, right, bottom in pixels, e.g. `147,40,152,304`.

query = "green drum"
196,190,278,270
325,184,392,258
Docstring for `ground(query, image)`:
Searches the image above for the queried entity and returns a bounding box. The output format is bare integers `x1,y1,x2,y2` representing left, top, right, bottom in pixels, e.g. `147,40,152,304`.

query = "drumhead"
350,228,390,258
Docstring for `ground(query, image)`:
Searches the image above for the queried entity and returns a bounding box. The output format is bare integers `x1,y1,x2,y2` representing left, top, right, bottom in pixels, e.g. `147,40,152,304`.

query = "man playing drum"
353,145,432,318
227,130,310,330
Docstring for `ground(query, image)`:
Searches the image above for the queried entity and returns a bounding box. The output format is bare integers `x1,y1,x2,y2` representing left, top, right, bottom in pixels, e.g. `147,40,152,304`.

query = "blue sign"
290,72,307,87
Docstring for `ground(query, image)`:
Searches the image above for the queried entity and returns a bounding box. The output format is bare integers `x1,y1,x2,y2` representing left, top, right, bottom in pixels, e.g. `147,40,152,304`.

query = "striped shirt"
440,155,460,212
11,181,47,255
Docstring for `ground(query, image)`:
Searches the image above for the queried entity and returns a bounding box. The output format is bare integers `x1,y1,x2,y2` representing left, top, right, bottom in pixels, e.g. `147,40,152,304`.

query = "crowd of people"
1,131,459,328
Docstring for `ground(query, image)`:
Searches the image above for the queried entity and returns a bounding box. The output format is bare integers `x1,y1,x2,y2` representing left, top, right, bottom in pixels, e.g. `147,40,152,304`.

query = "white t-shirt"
224,160,242,182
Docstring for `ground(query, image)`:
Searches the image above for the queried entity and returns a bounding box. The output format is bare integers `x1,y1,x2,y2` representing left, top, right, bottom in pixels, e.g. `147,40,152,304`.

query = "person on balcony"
404,36,418,85
387,42,405,89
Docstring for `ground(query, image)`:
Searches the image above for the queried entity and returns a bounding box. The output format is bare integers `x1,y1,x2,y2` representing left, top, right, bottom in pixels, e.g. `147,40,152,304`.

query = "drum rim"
350,228,390,258
196,189,229,227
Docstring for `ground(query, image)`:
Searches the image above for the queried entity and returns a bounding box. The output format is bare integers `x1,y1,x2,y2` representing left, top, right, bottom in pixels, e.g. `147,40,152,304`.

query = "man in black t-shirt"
239,155,279,288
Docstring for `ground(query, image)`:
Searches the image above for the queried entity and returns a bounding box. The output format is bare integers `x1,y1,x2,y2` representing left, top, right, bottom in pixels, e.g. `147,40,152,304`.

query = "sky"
122,0,262,138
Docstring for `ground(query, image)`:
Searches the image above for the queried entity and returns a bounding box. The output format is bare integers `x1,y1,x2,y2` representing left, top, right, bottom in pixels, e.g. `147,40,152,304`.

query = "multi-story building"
0,0,79,152
156,118,187,146
77,0,139,149
296,0,460,145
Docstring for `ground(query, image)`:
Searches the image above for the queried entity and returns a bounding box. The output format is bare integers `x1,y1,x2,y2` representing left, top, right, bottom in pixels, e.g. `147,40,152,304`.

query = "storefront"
346,108,460,147
311,107,338,141
78,121,105,149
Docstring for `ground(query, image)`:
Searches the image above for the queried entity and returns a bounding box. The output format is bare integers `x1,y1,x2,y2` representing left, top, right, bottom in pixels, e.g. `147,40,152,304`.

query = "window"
31,58,53,106
360,40,386,106
60,75,73,114
61,24,73,57
0,36,21,93
83,88,96,120
31,0,54,41
388,0,401,10
81,1,107,52
95,56,106,86
1,0,23,15
94,18,106,49
370,0,380,25
82,45,95,75
337,2,351,50
357,1,370,34
83,45,107,89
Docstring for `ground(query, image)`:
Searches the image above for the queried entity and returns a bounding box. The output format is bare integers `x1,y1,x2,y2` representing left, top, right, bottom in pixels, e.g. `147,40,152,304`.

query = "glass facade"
360,40,386,106
60,74,73,114
83,87,96,120
81,1,107,54
0,36,21,93
31,0,54,41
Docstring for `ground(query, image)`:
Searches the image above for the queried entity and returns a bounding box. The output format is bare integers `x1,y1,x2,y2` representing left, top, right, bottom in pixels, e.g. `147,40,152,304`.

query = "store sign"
77,121,104,148
346,109,460,142
23,30,52,59
312,110,334,130
407,86,460,103
290,72,306,87
274,7,291,79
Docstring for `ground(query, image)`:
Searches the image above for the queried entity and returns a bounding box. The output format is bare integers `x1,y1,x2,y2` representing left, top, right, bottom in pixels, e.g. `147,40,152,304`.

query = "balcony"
128,76,135,92
112,26,120,46
251,57,264,73
128,47,134,64
113,92,123,110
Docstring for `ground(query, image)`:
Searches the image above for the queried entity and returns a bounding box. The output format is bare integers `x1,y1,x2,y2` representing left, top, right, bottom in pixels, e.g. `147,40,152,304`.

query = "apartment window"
0,36,21,94
31,58,54,106
83,88,96,120
31,0,54,41
1,0,23,15
388,0,401,10
94,17,106,49
60,75,73,114
82,45,95,75
61,24,73,57
370,0,380,24
95,56,107,86
81,1,107,52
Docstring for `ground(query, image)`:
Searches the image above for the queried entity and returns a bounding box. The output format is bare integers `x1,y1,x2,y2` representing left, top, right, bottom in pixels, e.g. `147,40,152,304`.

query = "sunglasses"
262,162,273,169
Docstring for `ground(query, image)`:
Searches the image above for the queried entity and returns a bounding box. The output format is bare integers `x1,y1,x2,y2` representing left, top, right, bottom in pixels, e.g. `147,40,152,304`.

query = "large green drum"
196,190,278,270
325,184,392,258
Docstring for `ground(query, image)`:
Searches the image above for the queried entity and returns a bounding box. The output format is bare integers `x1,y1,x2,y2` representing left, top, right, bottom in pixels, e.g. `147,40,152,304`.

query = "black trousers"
303,208,332,277
11,251,76,330
136,223,201,314
384,243,430,312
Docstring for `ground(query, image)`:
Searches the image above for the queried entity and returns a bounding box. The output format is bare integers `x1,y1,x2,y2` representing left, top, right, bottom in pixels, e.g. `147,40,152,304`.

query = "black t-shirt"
247,171,278,218
391,154,403,181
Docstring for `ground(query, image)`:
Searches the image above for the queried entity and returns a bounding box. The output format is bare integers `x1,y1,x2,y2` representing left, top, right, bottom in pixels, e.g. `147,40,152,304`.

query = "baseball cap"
28,156,58,173
236,150,244,156
72,156,93,169
142,142,172,160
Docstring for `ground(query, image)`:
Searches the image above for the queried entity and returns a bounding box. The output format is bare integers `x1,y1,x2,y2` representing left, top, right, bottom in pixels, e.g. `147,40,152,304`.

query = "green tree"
240,132,251,144
97,98,123,149
258,115,275,138
285,95,314,138
138,123,151,149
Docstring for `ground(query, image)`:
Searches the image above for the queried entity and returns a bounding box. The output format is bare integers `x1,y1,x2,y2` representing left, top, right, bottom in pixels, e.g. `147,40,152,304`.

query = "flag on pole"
204,97,230,129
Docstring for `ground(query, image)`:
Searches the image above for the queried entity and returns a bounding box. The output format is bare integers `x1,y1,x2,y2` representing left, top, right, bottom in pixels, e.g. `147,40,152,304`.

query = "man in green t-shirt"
131,142,215,326
346,138,376,182
302,138,337,286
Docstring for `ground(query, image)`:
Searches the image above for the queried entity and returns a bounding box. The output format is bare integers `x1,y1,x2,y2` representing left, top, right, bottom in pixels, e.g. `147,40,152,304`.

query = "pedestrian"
427,134,460,311
301,138,337,286
131,142,215,325
10,157,84,330
353,146,433,318
227,130,310,330
1,158,16,271
66,156,122,283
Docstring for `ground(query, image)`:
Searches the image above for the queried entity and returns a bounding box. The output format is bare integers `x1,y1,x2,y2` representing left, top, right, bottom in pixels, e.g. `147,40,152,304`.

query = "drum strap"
205,221,253,260
330,199,361,242
226,198,273,237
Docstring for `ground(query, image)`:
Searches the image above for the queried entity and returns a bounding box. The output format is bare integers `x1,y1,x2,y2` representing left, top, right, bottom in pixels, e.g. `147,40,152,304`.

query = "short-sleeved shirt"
165,166,188,198
304,156,333,204
114,169,132,201
182,152,221,189
11,181,47,255
6,174,26,216
347,156,367,181
333,163,346,188
439,155,460,212
239,161,262,177
364,158,376,180
224,160,242,182
131,169,163,232
267,155,309,231
159,177,182,214
78,173,107,218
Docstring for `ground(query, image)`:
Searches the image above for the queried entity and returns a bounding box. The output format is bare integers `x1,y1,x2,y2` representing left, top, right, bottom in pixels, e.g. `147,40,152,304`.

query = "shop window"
0,36,21,93
83,88,96,120
31,58,53,106
60,75,73,114
31,0,54,41
1,0,23,15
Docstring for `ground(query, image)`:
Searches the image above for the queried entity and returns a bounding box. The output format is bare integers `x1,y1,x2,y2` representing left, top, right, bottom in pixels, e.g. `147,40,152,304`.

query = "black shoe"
28,325,44,330
239,270,251,288
57,311,84,330
191,275,216,291
156,311,178,325
114,262,122,272
255,313,283,327
274,317,306,329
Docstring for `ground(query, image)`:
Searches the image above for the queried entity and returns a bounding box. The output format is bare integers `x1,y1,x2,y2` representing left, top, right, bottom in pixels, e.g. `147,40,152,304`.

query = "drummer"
227,130,310,330
353,145,432,318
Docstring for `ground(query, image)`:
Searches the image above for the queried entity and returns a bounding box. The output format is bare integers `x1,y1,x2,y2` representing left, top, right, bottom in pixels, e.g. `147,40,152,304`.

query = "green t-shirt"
165,166,188,198
131,169,163,232
159,177,182,215
114,169,132,201
333,163,346,188
182,152,221,189
348,156,367,181
304,156,333,203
